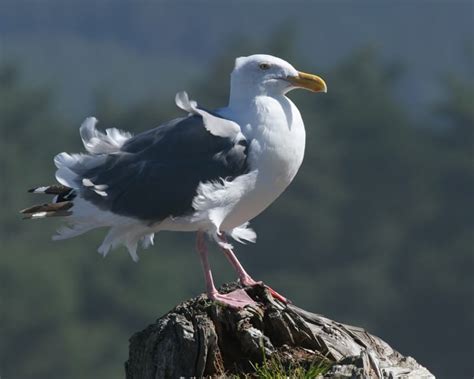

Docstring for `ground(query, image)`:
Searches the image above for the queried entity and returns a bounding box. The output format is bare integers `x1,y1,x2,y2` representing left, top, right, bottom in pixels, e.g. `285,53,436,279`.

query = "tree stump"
125,282,434,378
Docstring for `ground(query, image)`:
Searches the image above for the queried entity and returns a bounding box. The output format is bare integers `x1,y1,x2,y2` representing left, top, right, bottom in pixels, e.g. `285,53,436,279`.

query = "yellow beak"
287,71,327,93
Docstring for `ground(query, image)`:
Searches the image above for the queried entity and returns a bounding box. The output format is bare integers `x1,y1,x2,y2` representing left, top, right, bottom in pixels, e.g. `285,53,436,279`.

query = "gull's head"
230,54,327,101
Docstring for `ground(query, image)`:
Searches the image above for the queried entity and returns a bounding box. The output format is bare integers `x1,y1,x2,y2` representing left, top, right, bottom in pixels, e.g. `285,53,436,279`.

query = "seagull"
21,54,327,308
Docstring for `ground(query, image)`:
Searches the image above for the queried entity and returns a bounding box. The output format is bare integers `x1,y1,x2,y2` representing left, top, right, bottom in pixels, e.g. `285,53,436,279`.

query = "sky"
1,0,472,119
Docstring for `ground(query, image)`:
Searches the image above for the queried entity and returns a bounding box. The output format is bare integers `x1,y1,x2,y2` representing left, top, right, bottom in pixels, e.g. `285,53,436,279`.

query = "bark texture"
125,283,434,378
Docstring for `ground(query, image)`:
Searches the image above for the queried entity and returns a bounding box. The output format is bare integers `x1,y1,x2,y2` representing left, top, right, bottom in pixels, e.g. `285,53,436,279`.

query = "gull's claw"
209,288,257,308
239,276,290,304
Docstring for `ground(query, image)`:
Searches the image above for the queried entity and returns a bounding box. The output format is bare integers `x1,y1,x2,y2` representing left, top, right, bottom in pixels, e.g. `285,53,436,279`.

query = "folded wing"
56,94,249,222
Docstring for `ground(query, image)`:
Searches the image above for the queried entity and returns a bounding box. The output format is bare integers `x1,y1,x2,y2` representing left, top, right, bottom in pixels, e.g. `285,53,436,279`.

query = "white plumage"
23,54,327,307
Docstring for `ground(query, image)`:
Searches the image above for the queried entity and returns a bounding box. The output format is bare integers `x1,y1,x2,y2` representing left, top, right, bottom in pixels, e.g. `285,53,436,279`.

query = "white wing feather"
79,117,132,154
175,91,243,140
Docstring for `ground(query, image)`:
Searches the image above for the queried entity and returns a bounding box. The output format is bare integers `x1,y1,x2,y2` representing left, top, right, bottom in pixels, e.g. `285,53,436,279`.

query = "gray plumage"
79,113,249,221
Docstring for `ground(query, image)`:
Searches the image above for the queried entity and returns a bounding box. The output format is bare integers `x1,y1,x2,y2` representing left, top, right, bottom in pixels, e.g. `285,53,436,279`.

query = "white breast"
159,95,306,236
220,95,306,230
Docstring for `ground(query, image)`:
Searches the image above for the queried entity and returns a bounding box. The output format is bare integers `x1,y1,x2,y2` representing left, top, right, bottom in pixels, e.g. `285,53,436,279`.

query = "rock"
125,282,434,378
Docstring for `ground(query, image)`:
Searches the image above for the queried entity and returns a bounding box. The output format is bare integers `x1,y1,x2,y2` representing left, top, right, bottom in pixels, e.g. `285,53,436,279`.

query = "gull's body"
22,54,326,307
161,94,306,234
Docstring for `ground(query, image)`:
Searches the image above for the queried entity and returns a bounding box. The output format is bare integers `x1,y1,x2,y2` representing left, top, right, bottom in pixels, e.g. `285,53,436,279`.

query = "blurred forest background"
1,1,473,378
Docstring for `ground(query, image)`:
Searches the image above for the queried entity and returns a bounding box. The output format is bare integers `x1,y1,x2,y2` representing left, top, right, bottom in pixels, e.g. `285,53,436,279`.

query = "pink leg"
219,235,289,303
219,244,255,286
195,231,256,308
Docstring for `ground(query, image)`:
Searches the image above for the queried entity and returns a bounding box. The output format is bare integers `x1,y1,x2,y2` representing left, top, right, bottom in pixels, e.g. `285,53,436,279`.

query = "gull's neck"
228,76,284,108
227,88,287,115
228,86,257,111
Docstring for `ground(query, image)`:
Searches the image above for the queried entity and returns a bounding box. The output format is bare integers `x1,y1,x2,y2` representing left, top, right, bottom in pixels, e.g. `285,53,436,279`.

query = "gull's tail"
20,184,76,219
19,117,153,262
21,182,154,262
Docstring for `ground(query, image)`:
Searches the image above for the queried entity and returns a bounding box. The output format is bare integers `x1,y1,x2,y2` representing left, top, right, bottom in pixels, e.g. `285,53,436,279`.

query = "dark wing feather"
80,114,249,221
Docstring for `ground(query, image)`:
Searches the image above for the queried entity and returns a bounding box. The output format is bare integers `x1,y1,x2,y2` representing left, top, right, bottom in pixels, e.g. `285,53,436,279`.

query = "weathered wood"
125,283,434,378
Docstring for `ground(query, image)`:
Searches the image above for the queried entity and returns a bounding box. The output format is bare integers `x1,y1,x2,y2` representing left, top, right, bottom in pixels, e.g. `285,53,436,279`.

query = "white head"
229,54,327,105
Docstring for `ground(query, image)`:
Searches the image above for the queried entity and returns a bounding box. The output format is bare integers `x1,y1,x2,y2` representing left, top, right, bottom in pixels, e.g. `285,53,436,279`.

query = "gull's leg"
195,231,256,308
219,244,255,286
219,234,289,303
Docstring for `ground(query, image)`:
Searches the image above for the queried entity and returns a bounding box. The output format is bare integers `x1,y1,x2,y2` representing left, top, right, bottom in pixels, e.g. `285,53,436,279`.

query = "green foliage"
250,354,331,379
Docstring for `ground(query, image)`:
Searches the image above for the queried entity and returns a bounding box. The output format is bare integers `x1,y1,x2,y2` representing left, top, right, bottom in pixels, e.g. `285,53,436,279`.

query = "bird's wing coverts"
175,91,242,139
68,109,249,221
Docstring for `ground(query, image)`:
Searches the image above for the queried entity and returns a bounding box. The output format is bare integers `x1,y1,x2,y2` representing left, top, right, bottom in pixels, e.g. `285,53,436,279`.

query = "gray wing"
79,114,249,221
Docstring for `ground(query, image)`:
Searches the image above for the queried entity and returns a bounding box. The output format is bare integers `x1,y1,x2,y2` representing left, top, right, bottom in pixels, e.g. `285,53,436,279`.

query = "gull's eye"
259,63,271,70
